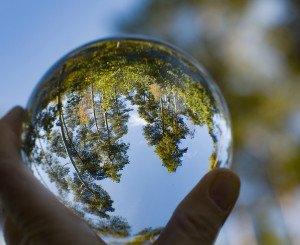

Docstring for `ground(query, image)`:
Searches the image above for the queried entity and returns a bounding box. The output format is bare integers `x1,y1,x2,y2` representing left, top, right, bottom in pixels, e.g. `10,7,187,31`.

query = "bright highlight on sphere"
22,37,232,243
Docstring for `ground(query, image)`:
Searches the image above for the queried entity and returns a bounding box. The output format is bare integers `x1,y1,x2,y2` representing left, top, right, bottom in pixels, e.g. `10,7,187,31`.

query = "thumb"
155,168,240,245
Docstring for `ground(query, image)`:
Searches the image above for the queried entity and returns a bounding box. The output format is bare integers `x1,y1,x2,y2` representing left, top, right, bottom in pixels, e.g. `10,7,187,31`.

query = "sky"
31,105,214,241
0,0,289,243
0,1,224,243
0,0,145,243
0,0,144,116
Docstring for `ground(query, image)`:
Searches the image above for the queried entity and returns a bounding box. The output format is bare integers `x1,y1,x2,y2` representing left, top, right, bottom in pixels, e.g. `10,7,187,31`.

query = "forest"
22,38,229,242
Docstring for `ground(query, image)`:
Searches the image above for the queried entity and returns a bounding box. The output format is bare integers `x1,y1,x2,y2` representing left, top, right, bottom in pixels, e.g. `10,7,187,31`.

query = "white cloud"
128,113,147,127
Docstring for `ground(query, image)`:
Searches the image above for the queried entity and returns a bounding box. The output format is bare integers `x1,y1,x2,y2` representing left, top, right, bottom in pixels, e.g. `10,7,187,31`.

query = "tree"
118,0,300,243
125,227,164,244
23,36,227,242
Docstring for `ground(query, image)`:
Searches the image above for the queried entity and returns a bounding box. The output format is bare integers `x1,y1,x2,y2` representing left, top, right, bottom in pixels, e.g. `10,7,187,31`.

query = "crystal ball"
22,37,232,243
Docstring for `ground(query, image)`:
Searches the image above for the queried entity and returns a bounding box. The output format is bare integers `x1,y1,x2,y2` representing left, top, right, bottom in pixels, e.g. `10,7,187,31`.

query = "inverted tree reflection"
23,39,227,240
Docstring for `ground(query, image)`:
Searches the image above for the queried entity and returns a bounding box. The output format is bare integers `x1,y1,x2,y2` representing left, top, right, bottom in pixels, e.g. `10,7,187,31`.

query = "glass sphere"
22,37,232,243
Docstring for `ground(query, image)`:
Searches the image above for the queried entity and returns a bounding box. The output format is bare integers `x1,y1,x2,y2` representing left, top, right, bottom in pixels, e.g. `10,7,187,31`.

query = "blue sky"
31,105,214,241
0,1,227,240
0,0,218,242
0,0,256,243
0,1,145,243
0,0,144,116
0,0,284,243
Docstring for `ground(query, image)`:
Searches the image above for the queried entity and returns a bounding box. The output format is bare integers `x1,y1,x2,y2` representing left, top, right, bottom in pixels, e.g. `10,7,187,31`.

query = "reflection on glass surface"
22,37,232,243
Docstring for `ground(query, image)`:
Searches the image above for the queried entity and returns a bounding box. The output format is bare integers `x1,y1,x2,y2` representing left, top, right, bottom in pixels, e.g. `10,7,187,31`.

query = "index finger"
1,106,25,139
0,107,105,244
0,106,25,160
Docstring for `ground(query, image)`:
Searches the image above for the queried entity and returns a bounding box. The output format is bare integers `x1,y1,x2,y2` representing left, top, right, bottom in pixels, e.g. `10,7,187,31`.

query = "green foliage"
96,216,131,238
23,38,222,240
125,227,164,244
117,0,300,243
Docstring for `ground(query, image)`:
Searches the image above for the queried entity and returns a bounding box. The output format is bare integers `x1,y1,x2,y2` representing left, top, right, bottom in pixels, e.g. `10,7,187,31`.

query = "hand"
0,107,240,245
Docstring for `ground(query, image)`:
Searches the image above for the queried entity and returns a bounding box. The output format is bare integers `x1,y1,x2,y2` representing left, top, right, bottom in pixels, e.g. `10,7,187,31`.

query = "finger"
0,165,106,245
0,107,26,160
0,204,4,236
1,106,25,139
155,168,240,245
0,107,104,244
3,213,24,245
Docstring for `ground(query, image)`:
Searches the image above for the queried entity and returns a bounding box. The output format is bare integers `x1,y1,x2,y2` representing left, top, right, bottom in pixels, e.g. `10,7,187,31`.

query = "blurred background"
1,0,299,244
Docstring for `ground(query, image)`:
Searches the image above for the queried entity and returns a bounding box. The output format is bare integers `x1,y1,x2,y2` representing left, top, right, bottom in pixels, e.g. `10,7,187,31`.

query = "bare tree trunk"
114,87,119,119
160,97,165,135
174,93,178,132
100,92,113,163
58,71,95,194
60,110,86,167
91,83,102,139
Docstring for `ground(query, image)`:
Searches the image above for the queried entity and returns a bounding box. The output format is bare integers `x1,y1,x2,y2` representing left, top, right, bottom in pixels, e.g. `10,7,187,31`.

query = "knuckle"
172,210,221,244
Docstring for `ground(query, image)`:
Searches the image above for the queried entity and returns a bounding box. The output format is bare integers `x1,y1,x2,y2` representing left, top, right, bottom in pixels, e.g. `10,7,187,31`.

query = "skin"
0,106,240,245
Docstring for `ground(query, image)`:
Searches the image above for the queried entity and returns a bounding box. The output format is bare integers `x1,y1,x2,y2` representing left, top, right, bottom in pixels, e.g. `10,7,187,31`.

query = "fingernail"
209,171,240,212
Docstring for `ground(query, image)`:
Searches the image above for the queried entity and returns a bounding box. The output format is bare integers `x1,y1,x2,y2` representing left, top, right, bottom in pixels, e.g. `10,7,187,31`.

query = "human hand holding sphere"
0,37,240,244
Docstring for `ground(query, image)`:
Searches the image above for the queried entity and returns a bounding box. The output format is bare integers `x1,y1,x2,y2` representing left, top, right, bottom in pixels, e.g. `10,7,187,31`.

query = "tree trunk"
114,87,119,119
174,93,178,132
91,83,102,139
160,97,165,135
58,73,95,194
